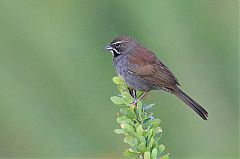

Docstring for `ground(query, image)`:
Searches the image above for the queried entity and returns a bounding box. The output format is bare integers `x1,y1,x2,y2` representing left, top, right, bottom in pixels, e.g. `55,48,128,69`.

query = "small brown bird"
105,35,208,120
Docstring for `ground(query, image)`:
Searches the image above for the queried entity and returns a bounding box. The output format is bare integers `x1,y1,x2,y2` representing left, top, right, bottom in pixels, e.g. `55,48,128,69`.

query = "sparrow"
105,35,208,120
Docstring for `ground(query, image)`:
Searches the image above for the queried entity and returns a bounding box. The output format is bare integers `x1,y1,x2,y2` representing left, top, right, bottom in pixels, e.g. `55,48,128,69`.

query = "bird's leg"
132,89,137,100
132,91,149,105
129,89,137,99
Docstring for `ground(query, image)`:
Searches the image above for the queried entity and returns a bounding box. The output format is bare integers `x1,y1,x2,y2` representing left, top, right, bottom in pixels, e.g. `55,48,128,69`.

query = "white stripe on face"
111,48,121,57
111,40,128,45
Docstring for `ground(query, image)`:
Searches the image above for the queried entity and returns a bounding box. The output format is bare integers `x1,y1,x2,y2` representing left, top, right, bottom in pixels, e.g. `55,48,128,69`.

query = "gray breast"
112,54,153,91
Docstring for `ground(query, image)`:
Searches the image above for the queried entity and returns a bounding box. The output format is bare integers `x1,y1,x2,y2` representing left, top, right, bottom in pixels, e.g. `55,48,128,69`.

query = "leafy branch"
111,76,169,159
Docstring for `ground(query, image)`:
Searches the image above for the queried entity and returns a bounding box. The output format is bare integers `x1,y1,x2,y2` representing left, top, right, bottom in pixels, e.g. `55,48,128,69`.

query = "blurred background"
0,0,238,158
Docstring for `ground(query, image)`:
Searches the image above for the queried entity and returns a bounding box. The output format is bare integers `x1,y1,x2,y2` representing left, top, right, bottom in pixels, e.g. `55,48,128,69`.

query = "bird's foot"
130,99,138,106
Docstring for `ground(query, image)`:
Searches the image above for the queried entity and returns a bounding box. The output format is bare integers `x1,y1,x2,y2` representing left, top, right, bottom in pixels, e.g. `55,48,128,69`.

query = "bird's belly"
113,55,153,91
125,74,152,91
117,68,152,91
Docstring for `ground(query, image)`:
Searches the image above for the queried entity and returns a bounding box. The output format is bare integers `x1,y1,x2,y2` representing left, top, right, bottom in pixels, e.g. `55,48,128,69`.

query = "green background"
0,0,238,158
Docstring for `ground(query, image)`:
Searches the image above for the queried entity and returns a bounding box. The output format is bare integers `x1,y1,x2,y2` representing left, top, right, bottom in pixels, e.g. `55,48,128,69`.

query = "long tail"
174,88,208,120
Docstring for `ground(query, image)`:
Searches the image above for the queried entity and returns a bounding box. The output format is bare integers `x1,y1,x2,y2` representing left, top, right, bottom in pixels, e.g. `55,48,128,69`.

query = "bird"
104,35,208,120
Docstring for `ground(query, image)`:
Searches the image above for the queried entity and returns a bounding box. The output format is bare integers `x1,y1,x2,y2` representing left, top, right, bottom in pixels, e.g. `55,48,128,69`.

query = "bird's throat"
111,49,121,57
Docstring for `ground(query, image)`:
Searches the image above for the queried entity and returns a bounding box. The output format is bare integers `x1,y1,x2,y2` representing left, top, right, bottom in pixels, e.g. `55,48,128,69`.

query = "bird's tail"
174,88,208,120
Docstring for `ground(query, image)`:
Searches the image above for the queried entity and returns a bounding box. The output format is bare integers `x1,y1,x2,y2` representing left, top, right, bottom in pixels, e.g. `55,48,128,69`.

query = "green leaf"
144,112,154,120
126,105,137,119
121,91,134,103
158,144,165,154
136,125,144,137
137,142,146,152
137,101,143,112
143,103,155,111
121,123,135,133
139,136,146,144
111,96,125,105
154,127,163,134
136,90,143,98
148,137,154,149
117,116,134,125
137,100,142,107
160,153,169,159
124,136,137,146
147,129,154,141
144,151,151,159
120,108,127,114
151,148,158,159
150,119,161,128
112,76,124,85
123,149,139,158
114,129,124,134
144,118,152,127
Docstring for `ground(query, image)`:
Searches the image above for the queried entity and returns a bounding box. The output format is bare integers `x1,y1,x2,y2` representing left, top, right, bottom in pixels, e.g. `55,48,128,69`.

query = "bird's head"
104,35,137,57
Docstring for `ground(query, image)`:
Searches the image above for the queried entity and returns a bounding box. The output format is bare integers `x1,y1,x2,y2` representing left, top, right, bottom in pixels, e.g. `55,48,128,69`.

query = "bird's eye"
115,43,121,48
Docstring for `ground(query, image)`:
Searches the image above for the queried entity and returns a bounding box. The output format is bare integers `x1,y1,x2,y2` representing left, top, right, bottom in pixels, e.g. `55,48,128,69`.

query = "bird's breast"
113,55,153,91
113,54,128,78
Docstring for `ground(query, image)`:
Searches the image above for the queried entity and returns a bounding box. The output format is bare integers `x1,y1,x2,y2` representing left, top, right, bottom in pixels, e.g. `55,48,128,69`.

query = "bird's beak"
104,44,113,51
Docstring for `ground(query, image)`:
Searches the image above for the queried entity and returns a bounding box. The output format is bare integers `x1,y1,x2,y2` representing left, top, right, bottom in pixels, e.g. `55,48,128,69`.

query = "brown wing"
128,46,179,91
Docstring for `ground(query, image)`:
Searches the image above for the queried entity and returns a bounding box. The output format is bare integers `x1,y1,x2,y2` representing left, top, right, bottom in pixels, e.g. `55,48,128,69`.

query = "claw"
129,91,149,106
130,99,138,106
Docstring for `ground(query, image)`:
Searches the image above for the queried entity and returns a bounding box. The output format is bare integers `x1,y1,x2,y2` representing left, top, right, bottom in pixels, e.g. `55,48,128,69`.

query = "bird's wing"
128,46,179,90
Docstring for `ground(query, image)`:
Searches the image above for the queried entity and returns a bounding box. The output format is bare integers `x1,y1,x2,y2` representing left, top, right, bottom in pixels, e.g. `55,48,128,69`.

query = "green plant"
111,76,169,159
